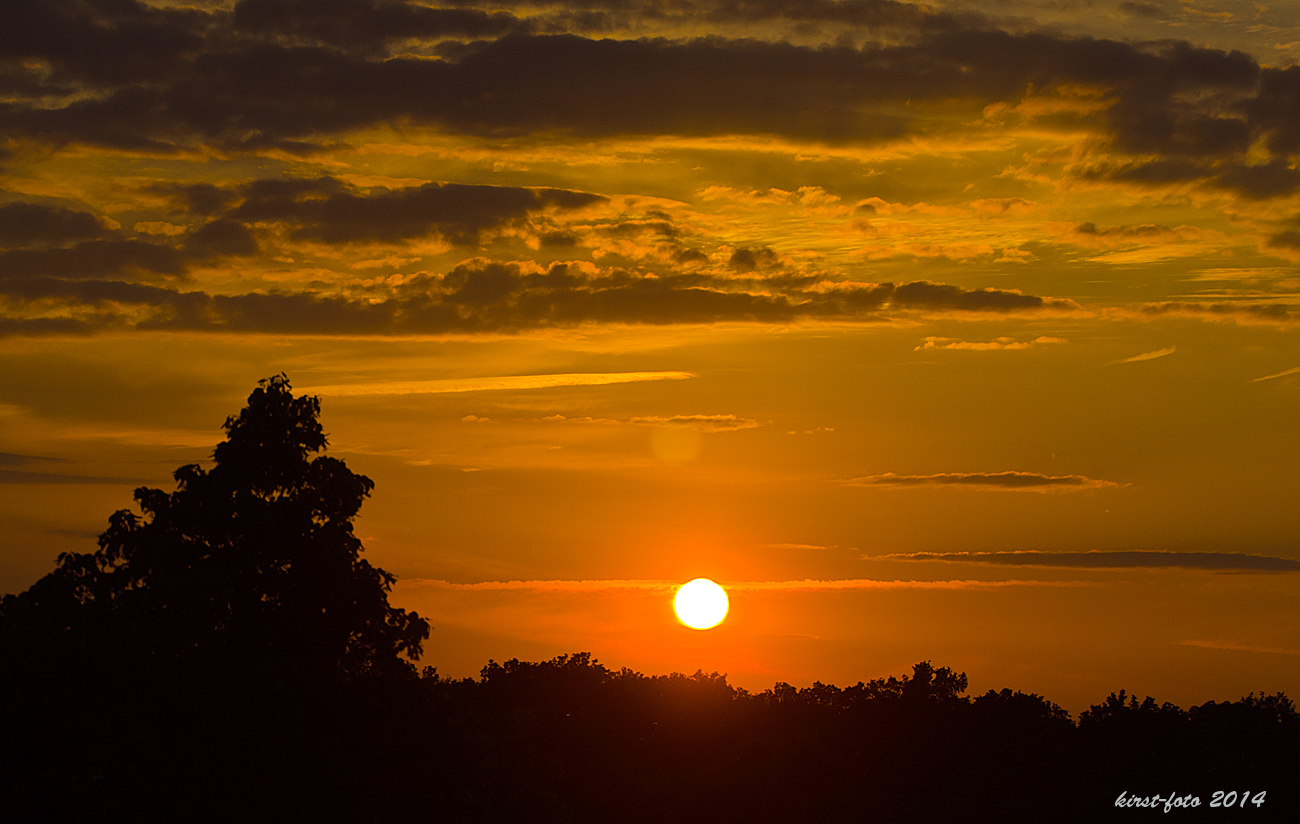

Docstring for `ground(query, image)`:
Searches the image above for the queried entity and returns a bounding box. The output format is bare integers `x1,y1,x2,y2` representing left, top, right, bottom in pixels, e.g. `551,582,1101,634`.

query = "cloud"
0,202,108,247
227,177,605,245
231,0,527,54
915,336,1066,351
1118,1,1172,20
1140,301,1300,326
0,469,137,485
395,577,1090,595
0,255,1082,336
724,578,1089,591
879,550,1300,571
301,371,696,396
0,240,188,281
889,281,1060,311
628,414,762,431
845,471,1117,490
1178,640,1300,654
1112,346,1176,364
183,219,259,258
1,0,1289,181
1249,366,1300,383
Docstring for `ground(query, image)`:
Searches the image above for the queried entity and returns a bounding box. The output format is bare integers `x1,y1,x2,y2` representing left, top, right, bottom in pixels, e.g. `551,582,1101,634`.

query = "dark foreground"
2,652,1295,824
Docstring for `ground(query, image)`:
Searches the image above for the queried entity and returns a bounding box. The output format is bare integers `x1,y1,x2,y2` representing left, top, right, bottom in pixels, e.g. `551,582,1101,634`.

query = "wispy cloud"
1249,366,1300,383
1112,346,1176,364
878,550,1300,572
304,371,695,396
629,414,762,432
396,577,1090,594
915,336,1066,351
844,471,1117,491
0,469,138,485
1179,640,1300,655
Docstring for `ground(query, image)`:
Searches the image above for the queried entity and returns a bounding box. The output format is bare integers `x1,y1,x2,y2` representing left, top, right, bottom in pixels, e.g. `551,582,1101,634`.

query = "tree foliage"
0,374,428,682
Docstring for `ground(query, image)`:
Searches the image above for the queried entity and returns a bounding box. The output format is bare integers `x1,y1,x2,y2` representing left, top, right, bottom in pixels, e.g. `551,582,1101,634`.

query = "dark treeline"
1,377,1295,823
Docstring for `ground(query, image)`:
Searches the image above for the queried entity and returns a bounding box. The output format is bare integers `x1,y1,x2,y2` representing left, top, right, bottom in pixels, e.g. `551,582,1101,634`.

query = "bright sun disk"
674,578,729,629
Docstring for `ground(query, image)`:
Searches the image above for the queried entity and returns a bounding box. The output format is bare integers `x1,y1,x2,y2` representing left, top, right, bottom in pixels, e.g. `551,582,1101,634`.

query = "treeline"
1,377,1294,822
3,650,1295,823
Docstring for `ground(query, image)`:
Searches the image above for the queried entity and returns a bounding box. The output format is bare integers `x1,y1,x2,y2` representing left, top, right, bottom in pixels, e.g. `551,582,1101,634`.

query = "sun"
674,578,729,630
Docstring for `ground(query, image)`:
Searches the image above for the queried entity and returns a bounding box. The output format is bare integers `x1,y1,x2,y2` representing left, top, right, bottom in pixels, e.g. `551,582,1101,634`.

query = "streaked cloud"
0,451,137,484
844,471,1117,491
629,414,762,432
0,258,1083,336
1113,346,1176,364
724,578,1090,591
396,577,1090,595
915,336,1066,351
1178,640,1300,655
0,469,137,485
880,550,1300,572
303,371,695,396
1249,366,1300,383
1139,302,1300,327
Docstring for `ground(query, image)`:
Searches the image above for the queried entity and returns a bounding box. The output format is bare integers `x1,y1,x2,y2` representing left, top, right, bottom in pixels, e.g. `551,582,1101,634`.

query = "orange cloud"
844,471,1118,491
302,371,695,396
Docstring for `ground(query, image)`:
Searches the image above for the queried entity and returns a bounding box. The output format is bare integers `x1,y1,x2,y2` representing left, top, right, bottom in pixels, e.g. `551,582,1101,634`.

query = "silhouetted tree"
0,375,430,822
0,374,428,683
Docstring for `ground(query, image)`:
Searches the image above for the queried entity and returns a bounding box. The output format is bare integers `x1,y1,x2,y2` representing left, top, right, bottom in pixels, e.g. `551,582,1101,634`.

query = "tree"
0,374,429,683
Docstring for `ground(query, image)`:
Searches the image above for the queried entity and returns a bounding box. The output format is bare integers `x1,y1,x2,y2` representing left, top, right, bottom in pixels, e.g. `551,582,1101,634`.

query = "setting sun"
674,579,729,630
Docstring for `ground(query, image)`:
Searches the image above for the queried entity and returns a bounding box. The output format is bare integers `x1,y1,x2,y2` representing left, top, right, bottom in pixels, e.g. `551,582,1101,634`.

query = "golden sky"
3,0,1300,710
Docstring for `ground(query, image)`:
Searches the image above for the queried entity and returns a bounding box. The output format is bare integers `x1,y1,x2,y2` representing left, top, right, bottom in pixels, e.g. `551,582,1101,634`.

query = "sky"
3,0,1300,712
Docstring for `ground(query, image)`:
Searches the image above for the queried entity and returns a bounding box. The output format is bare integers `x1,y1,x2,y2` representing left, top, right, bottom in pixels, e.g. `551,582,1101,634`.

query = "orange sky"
3,0,1300,712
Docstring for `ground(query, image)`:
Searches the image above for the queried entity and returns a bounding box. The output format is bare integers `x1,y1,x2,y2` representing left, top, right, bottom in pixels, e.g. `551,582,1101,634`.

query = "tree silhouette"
0,374,428,683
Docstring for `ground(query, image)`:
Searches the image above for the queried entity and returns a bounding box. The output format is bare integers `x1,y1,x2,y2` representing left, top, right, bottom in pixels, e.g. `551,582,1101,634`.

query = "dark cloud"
183,219,259,258
0,452,59,467
539,231,581,248
1266,230,1300,251
0,260,1075,336
890,281,1048,311
880,550,1300,572
0,316,94,336
445,0,992,33
1117,1,1170,19
0,0,1292,181
1213,160,1300,199
0,469,137,485
232,0,526,53
0,202,107,247
0,200,271,284
149,182,240,216
0,276,187,304
0,0,211,88
846,471,1115,489
1085,156,1300,199
0,239,187,280
228,177,605,245
1140,301,1300,324
673,248,710,265
728,247,781,272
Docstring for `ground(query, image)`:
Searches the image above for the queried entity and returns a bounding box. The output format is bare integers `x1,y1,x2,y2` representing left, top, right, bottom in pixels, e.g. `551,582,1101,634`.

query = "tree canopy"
0,374,428,682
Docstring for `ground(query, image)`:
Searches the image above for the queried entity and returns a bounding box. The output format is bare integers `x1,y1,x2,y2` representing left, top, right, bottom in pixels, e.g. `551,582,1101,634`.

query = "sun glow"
674,578,729,629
